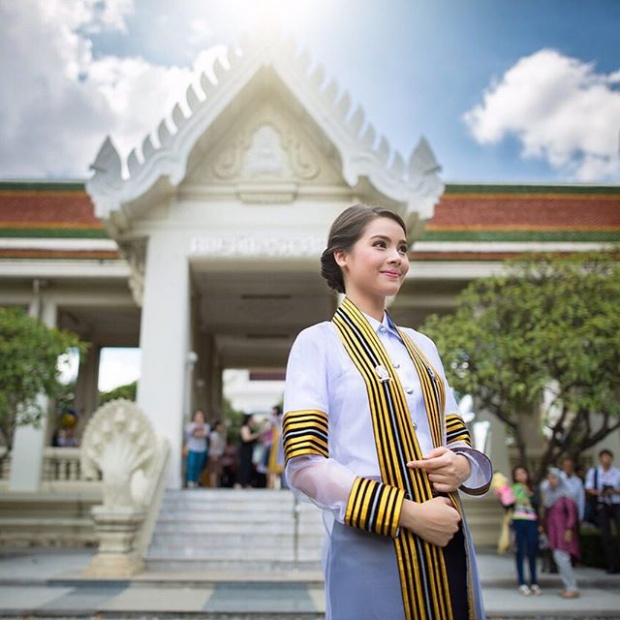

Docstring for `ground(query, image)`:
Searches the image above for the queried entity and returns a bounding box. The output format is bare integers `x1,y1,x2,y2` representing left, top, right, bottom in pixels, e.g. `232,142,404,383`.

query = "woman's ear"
333,249,347,268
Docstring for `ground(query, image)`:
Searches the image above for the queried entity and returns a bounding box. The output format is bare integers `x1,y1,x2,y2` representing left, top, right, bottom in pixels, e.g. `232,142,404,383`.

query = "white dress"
284,311,491,620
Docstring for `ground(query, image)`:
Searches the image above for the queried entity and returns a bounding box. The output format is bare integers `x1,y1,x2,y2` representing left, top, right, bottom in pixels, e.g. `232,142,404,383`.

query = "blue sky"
1,0,619,183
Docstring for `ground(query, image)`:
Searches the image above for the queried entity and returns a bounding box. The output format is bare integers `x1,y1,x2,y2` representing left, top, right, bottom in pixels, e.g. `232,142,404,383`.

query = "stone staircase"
461,494,503,548
145,488,325,572
0,490,100,548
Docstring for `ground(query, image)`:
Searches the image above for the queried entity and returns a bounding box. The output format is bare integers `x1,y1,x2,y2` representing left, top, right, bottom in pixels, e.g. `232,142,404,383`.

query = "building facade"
2,34,619,490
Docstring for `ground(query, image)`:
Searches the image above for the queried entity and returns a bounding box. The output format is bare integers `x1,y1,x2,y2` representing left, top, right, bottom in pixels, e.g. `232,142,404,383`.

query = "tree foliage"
0,307,86,449
99,380,137,406
420,252,620,482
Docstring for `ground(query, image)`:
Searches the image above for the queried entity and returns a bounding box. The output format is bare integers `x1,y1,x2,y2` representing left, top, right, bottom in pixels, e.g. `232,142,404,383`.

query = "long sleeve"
283,325,405,537
285,454,356,522
283,326,356,523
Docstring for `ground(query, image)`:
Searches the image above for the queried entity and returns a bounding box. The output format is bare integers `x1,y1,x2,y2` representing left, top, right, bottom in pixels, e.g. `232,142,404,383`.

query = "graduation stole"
333,297,463,620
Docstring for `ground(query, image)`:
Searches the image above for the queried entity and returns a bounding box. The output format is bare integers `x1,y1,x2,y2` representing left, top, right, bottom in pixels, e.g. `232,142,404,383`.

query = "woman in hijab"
542,467,581,598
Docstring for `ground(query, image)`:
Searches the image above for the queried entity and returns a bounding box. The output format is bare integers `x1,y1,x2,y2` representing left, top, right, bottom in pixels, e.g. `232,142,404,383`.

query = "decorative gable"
184,98,346,203
87,32,444,234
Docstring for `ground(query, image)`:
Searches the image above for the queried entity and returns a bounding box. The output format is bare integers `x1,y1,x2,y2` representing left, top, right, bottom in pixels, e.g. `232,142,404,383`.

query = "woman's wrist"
398,498,419,531
455,453,471,484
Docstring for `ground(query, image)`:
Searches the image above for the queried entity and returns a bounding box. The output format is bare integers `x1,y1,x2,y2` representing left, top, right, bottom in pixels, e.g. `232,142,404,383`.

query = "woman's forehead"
362,217,406,238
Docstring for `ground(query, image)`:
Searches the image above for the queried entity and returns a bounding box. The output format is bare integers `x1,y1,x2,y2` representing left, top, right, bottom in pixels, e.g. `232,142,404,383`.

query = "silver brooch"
375,365,391,383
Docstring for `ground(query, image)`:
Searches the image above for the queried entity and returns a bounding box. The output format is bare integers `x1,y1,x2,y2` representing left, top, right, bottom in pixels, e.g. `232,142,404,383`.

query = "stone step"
146,546,322,561
152,520,322,534
149,536,323,558
151,532,323,547
145,489,325,573
144,557,323,572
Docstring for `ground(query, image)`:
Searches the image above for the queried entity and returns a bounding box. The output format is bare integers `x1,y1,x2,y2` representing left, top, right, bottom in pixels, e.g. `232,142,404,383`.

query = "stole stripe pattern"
446,414,472,446
333,298,454,620
283,410,329,461
399,327,485,613
345,476,404,537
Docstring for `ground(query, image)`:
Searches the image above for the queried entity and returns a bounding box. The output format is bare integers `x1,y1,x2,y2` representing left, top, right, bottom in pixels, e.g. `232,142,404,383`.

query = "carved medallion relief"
207,104,329,185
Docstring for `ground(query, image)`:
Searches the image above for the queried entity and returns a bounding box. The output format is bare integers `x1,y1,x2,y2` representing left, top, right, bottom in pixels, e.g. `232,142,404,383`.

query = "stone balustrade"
0,447,103,487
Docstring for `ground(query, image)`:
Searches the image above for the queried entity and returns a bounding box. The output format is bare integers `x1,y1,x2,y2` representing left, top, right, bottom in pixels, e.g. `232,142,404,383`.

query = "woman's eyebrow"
369,234,407,244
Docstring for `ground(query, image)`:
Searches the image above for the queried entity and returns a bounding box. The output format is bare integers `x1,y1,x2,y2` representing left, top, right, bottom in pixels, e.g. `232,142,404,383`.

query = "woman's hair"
242,413,254,426
320,203,407,293
512,464,530,484
192,409,205,422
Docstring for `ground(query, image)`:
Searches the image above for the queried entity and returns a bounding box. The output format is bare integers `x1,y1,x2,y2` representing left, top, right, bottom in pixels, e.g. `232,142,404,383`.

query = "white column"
73,345,101,437
9,300,57,491
137,234,190,488
477,410,511,476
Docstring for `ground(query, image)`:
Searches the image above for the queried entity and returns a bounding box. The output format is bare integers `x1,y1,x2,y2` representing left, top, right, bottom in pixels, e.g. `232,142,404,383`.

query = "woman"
267,405,285,489
283,204,492,620
206,420,224,488
542,467,580,598
236,414,260,488
184,409,210,488
511,465,542,595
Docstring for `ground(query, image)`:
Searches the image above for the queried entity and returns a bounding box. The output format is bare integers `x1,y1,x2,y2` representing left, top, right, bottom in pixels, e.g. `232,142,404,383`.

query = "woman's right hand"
399,496,461,547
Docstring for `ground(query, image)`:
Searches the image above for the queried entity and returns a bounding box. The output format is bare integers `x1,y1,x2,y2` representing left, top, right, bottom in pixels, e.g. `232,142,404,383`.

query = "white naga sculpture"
80,399,165,576
81,398,158,509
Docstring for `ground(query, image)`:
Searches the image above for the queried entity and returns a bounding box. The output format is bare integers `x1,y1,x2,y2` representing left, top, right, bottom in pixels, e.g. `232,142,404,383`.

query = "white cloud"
189,18,214,46
0,0,226,178
463,49,620,181
87,45,229,163
98,347,141,392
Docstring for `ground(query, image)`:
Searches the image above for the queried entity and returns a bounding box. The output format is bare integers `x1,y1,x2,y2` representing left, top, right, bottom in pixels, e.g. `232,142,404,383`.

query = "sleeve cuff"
452,446,492,496
344,477,405,537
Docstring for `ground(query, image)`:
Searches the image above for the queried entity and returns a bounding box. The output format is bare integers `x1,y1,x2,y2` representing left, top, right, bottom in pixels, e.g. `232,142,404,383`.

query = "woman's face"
194,411,205,424
547,473,560,489
335,217,409,304
514,467,529,484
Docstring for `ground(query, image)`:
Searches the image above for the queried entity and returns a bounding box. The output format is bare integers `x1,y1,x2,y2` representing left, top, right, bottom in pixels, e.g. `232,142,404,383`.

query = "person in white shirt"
283,204,492,620
184,409,210,488
585,449,620,573
561,457,586,522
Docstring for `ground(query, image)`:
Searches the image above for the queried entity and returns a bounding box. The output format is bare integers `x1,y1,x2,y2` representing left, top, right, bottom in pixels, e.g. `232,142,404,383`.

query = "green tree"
222,397,245,444
0,307,86,450
421,251,620,482
98,380,138,406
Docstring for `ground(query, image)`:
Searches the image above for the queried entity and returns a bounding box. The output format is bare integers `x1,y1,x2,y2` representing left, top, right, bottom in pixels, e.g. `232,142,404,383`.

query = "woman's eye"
398,245,408,254
373,241,387,248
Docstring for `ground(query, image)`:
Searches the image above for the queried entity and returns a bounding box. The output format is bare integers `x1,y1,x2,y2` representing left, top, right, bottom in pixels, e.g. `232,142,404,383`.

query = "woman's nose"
388,248,402,262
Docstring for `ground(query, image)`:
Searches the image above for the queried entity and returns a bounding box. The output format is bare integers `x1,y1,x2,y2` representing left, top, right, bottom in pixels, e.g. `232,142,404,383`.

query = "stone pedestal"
83,506,145,577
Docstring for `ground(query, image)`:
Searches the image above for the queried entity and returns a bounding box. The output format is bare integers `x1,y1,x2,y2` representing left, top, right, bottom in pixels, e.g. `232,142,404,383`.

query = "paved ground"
0,547,619,619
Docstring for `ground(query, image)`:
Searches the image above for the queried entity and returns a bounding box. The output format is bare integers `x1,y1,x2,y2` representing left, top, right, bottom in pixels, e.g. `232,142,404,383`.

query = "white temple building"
1,33,619,501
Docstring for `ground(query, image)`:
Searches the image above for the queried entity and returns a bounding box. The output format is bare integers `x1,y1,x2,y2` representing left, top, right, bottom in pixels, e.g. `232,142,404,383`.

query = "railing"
134,437,171,556
0,447,102,483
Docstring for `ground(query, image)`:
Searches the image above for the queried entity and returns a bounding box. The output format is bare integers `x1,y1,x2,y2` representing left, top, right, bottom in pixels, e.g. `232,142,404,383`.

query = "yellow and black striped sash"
333,297,456,620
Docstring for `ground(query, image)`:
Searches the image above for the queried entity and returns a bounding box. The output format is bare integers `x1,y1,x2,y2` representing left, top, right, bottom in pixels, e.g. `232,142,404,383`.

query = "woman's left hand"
407,447,471,493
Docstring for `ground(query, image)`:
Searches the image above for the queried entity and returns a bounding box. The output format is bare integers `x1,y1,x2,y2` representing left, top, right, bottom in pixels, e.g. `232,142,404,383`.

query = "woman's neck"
345,293,385,322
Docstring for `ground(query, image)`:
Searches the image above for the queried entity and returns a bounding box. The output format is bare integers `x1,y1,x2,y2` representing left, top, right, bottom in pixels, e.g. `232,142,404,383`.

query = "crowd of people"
182,405,285,490
492,449,620,599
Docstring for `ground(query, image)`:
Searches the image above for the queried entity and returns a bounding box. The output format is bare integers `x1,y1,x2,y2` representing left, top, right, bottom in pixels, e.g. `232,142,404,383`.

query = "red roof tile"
0,188,102,228
428,193,620,230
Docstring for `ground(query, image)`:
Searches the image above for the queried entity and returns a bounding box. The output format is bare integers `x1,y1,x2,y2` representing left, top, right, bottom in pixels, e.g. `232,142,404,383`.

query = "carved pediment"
88,34,444,227
185,102,344,201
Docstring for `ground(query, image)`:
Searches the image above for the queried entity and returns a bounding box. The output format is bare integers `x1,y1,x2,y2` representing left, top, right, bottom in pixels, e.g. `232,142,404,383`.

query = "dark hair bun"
320,249,345,293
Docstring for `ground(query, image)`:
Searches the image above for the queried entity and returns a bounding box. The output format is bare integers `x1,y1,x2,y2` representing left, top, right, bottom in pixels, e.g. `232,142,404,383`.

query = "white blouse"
283,312,491,526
